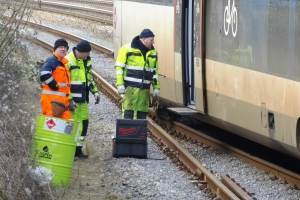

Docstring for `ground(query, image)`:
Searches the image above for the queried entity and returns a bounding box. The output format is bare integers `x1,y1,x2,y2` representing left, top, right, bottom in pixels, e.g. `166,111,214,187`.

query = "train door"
183,0,195,107
172,0,204,115
193,0,205,113
181,0,205,113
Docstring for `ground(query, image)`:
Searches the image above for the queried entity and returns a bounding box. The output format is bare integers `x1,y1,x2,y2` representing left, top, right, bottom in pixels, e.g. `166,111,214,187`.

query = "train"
113,0,300,159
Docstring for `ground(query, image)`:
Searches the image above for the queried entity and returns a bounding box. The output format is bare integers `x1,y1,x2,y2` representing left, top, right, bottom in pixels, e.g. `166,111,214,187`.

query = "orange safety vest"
40,52,71,119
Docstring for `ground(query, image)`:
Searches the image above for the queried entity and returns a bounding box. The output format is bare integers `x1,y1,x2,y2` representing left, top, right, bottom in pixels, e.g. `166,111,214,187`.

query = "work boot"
76,152,89,159
75,146,88,159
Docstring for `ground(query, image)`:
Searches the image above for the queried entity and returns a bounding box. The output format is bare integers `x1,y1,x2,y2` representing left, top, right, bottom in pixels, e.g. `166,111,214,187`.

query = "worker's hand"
117,85,125,94
68,99,76,111
94,92,100,104
153,89,160,98
48,79,59,91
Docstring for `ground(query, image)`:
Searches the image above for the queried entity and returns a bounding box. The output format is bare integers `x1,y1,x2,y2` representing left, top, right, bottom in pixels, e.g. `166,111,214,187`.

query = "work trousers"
71,101,88,154
40,93,70,119
121,86,149,119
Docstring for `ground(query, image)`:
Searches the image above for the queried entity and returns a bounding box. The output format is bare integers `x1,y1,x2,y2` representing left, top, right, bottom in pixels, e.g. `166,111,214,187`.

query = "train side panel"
202,0,300,158
113,0,176,103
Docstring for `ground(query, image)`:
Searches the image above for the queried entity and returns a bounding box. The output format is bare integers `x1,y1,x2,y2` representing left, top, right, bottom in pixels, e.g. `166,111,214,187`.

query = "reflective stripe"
42,90,68,96
144,68,155,72
115,61,126,67
124,77,151,84
126,65,144,70
58,82,69,86
126,66,155,72
40,71,51,75
153,75,158,79
76,143,83,146
78,136,85,140
116,70,123,75
72,93,82,97
67,58,75,66
44,77,53,84
71,80,82,85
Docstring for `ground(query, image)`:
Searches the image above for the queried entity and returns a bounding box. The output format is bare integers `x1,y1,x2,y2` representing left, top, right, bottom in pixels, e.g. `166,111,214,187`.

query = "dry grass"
0,1,60,199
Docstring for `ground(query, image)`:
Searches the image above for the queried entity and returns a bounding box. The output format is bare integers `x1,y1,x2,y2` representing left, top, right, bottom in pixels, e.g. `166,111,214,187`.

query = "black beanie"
54,38,69,51
76,40,92,52
139,29,155,38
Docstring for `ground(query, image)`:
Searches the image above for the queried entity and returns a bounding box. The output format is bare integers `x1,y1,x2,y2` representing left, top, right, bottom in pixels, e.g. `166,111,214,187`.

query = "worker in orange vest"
40,38,72,119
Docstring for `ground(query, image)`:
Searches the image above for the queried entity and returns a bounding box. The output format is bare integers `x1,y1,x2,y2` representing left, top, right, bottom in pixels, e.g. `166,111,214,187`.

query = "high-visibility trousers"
121,86,150,119
71,102,88,147
40,93,70,119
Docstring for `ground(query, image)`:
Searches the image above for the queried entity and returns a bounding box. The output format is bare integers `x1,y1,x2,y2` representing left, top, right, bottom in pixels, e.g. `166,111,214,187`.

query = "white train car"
113,0,300,159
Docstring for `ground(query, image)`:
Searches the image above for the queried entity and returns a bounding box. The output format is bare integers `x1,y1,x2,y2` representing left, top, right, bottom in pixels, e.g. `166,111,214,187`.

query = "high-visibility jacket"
65,49,99,103
115,42,160,90
40,52,71,119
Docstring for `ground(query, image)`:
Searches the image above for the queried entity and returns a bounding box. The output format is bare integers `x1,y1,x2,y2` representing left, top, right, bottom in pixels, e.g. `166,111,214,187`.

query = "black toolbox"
112,119,147,158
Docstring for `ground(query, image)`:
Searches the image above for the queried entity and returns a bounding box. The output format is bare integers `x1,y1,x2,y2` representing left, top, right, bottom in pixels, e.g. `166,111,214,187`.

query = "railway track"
0,0,113,24
29,0,113,25
44,0,113,7
37,0,113,13
24,20,114,56
25,12,300,199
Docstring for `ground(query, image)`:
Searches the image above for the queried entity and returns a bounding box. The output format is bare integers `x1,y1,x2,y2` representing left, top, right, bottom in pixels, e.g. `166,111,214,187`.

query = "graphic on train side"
224,0,238,37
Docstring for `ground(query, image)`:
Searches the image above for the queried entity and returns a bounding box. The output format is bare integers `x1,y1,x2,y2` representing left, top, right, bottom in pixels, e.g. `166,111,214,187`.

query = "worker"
115,28,160,119
40,38,71,119
66,40,100,159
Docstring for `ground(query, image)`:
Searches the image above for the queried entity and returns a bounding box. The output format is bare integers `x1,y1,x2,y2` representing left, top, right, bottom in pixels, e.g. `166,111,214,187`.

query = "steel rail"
38,0,113,15
147,117,239,200
148,110,300,189
77,0,113,6
46,0,113,7
24,20,114,56
221,174,256,200
32,6,113,25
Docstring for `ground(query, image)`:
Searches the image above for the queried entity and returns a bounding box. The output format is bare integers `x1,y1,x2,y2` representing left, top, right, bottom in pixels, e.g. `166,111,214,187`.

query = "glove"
117,85,125,94
48,79,58,91
94,92,100,104
153,89,160,98
68,99,76,111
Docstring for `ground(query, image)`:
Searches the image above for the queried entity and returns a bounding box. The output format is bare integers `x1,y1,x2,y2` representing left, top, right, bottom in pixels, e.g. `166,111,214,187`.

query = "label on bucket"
43,117,74,134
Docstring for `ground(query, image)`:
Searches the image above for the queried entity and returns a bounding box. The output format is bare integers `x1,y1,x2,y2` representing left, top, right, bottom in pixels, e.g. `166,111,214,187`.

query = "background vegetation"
0,1,56,199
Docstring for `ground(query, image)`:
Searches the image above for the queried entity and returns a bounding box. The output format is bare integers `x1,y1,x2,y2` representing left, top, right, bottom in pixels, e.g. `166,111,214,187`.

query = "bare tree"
0,1,55,199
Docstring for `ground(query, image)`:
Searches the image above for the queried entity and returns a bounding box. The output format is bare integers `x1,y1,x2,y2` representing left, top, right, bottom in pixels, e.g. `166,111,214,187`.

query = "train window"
167,0,173,6
152,0,166,5
267,1,289,75
294,1,300,78
205,1,226,62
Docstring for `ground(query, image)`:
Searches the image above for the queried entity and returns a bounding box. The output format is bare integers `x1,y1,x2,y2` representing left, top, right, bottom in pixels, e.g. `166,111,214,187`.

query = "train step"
167,107,199,115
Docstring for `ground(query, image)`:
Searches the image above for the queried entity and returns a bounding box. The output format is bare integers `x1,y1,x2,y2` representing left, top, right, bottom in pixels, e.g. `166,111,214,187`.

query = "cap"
76,40,92,52
139,29,155,38
54,38,69,51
